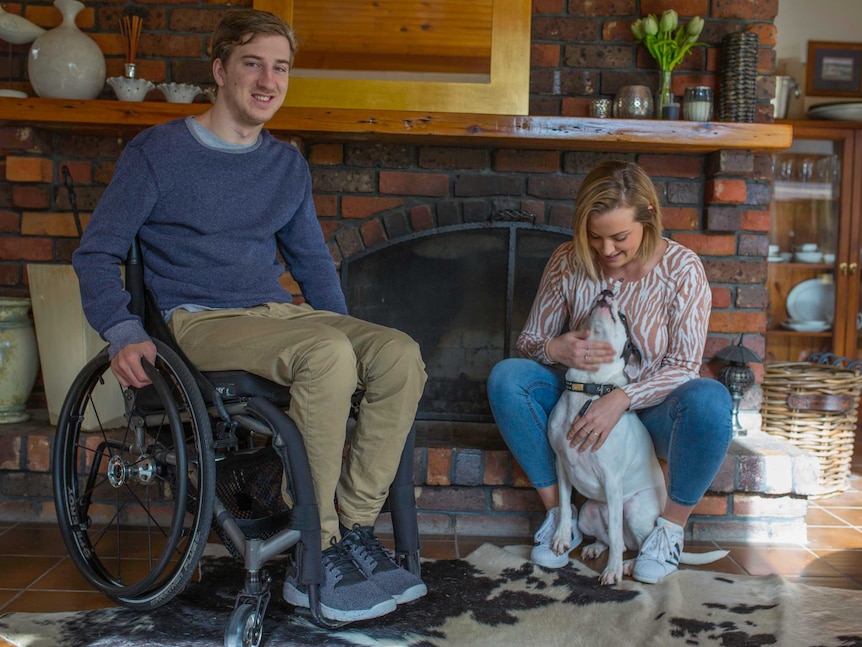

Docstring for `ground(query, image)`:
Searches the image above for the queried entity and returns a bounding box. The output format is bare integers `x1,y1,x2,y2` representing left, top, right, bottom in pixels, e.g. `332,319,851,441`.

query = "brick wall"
1,3,777,400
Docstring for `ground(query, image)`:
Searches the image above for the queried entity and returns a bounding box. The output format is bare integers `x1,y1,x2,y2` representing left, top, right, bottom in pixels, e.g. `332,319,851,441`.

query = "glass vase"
655,69,675,119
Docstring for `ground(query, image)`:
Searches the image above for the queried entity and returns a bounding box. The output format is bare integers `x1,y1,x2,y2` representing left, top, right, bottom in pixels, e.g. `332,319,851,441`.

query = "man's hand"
111,341,158,388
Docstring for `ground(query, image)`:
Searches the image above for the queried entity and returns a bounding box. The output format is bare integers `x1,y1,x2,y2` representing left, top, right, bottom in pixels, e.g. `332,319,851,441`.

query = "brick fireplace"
0,0,821,543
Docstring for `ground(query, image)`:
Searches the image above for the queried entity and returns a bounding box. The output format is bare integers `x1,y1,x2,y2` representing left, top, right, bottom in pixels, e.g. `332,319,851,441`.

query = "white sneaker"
632,517,684,584
530,505,582,569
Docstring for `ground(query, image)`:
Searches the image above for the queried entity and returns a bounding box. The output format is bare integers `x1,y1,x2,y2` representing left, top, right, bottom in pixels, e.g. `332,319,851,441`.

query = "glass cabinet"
767,121,862,363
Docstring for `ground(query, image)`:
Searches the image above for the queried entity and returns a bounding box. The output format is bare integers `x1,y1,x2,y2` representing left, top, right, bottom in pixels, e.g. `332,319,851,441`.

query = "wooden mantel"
0,97,793,153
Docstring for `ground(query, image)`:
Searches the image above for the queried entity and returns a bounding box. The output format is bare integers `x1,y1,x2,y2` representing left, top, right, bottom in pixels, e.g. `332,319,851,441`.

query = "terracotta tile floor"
2,446,862,614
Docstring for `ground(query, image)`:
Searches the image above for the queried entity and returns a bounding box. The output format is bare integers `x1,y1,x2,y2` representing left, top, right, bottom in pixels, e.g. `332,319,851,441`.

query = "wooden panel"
292,0,492,59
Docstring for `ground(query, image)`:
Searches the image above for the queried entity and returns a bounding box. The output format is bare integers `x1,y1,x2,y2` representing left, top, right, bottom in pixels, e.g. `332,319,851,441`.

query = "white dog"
547,290,727,585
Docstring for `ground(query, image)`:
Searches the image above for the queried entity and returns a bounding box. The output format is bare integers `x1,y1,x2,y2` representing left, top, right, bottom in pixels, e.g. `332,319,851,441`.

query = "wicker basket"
717,31,758,123
761,361,862,498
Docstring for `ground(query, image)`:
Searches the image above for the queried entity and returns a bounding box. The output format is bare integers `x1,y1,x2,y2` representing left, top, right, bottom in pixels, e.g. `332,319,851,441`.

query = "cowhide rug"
1,543,861,647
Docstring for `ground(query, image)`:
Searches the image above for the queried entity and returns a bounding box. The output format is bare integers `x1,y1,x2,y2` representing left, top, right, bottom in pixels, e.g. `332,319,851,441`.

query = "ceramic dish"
768,252,793,263
794,251,824,263
106,77,154,102
785,278,834,323
157,82,201,103
781,320,831,333
807,101,862,121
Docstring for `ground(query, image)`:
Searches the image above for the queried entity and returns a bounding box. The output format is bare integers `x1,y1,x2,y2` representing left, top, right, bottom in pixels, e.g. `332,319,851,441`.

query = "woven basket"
761,361,862,498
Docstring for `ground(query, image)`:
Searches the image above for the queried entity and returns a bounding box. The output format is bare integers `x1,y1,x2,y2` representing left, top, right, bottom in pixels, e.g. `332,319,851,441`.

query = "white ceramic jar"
27,0,106,100
0,298,39,424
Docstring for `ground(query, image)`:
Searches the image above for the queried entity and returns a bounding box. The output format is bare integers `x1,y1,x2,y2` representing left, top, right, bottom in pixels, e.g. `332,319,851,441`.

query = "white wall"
776,0,862,62
775,0,862,117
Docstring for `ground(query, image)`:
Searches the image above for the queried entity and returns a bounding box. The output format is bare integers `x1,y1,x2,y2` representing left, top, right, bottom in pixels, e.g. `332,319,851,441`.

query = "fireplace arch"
341,218,571,422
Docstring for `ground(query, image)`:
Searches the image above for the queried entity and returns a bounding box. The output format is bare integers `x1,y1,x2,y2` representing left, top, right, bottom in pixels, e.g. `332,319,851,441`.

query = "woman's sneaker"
282,538,396,622
340,524,427,604
530,505,582,568
632,517,684,584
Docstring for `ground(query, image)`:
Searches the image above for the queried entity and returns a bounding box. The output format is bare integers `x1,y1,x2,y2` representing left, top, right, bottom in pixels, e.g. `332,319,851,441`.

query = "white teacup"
799,243,818,252
768,244,779,256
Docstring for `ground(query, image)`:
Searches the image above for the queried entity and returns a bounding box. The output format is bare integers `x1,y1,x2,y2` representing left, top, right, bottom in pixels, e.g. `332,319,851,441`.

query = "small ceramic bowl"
794,251,823,264
157,82,202,104
106,77,155,102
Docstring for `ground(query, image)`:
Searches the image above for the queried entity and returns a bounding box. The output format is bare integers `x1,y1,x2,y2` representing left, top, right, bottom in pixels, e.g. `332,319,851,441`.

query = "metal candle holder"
715,335,761,436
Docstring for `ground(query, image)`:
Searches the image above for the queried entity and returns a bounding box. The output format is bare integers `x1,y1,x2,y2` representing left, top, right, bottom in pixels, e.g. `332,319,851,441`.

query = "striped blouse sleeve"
621,251,711,410
516,243,576,364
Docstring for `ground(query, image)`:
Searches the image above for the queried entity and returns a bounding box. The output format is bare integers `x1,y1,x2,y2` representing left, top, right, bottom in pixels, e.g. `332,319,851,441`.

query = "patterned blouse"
517,238,711,411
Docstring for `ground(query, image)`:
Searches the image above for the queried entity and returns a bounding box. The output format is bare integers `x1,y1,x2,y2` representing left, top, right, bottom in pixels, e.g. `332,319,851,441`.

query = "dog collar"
565,381,617,396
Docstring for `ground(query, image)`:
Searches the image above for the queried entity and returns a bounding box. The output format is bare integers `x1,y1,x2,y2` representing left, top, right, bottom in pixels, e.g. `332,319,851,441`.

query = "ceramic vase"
27,0,105,100
0,298,39,424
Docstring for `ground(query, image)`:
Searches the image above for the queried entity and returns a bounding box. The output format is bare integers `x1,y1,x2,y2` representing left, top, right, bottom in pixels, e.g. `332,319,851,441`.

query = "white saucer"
781,320,831,332
767,255,786,263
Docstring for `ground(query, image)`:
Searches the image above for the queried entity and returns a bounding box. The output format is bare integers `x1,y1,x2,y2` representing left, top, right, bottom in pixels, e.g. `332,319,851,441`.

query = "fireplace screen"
342,223,570,421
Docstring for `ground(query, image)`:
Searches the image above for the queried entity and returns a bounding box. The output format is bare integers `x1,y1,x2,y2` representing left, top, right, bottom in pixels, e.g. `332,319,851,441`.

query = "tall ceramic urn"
0,298,39,424
27,0,106,100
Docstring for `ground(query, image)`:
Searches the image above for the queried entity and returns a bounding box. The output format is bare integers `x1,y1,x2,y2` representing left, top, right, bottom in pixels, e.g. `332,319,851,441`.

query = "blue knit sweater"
72,118,347,356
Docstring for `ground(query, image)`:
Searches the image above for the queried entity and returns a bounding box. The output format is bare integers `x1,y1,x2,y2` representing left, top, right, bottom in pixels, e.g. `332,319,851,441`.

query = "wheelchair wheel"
224,603,263,647
52,339,215,609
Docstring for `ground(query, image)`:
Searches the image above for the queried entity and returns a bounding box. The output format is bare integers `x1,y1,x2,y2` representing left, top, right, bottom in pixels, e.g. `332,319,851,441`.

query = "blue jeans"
487,358,732,507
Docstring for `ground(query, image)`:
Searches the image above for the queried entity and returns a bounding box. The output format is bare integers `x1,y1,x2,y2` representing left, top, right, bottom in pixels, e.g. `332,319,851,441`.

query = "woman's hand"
545,331,616,371
567,388,632,452
111,340,158,388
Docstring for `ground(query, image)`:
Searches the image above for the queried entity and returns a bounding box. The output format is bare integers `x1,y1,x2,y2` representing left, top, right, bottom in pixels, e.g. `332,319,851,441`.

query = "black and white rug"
2,543,861,646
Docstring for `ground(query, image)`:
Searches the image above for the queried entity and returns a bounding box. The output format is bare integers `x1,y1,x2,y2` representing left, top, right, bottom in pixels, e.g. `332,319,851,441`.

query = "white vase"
27,0,105,100
0,298,39,424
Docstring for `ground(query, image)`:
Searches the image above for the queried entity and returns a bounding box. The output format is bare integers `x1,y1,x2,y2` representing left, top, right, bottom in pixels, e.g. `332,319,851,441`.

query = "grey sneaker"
282,538,397,622
340,524,427,604
530,505,582,569
632,517,684,584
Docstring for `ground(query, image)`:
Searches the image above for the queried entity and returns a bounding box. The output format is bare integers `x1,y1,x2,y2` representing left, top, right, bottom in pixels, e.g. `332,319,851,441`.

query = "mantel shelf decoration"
27,0,106,100
631,10,706,120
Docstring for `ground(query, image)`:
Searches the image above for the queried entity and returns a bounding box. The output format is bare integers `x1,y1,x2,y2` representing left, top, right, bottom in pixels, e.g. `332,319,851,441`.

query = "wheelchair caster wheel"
224,603,263,647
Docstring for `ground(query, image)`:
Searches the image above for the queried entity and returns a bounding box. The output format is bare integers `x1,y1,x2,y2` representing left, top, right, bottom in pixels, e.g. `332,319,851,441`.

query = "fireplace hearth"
342,219,571,422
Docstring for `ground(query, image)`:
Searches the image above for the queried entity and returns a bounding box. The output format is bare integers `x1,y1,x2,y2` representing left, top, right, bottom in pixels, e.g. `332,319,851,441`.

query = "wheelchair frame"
51,240,421,647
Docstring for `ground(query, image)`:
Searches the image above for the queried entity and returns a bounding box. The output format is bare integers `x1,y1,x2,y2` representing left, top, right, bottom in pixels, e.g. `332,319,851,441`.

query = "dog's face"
584,290,639,381
586,290,628,355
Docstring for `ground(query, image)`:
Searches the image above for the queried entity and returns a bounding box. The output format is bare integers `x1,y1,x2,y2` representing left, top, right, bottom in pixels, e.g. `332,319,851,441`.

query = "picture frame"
806,41,862,97
253,0,531,115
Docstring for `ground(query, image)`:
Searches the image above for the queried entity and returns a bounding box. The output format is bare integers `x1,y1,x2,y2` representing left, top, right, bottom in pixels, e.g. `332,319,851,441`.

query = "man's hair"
211,9,297,68
571,160,663,281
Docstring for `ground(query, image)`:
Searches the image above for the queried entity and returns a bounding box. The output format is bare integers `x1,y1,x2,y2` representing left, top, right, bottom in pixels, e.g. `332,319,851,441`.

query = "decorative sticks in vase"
119,5,145,78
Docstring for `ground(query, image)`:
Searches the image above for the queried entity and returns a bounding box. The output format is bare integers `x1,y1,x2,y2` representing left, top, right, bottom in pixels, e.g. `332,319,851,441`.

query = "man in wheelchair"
72,8,427,623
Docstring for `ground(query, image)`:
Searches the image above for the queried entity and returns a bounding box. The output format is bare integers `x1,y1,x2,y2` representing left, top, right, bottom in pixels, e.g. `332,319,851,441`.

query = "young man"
72,9,427,623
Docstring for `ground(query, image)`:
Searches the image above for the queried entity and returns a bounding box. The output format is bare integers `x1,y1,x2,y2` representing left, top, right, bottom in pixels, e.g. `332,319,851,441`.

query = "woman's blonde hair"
571,160,663,280
211,9,297,68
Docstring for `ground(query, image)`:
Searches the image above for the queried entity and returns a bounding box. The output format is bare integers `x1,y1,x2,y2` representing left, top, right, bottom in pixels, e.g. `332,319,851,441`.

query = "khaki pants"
169,303,427,547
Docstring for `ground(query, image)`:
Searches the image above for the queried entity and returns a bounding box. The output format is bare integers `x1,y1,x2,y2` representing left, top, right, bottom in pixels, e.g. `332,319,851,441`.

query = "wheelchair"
51,240,422,647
